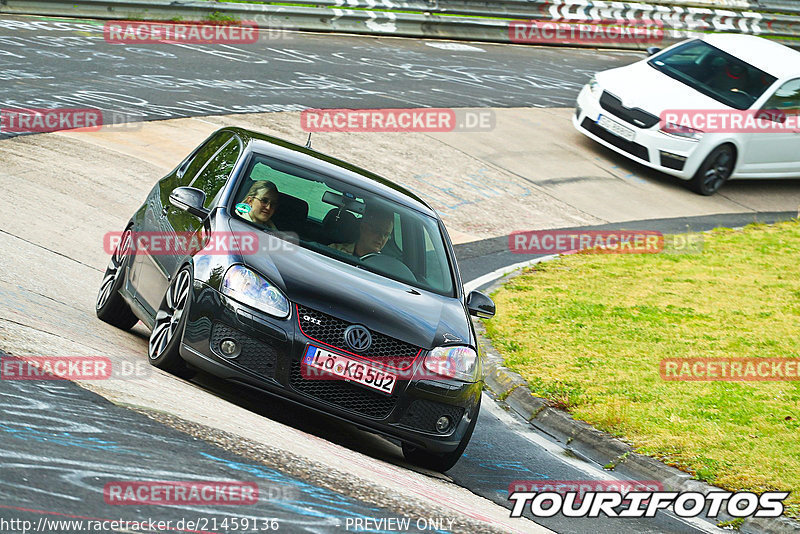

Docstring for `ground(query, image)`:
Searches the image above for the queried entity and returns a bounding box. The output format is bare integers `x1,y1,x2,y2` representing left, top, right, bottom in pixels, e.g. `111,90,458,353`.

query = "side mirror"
169,187,209,219
467,290,495,319
646,47,662,57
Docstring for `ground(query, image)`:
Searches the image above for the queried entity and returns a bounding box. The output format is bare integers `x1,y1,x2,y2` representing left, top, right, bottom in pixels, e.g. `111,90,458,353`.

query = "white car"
574,33,800,195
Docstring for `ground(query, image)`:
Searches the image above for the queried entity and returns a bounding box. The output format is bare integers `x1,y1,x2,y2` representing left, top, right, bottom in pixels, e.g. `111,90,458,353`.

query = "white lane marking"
464,254,560,293
425,42,485,52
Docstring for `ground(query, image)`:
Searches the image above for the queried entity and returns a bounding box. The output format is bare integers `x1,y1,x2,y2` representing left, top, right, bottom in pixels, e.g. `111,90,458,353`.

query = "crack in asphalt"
0,228,102,273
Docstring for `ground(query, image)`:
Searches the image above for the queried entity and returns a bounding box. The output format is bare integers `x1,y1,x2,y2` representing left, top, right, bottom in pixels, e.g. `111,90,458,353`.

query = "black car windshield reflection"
231,154,455,297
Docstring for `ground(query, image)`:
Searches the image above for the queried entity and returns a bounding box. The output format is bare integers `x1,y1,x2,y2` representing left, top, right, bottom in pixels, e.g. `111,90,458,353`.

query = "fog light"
659,150,688,171
219,339,239,358
435,416,452,433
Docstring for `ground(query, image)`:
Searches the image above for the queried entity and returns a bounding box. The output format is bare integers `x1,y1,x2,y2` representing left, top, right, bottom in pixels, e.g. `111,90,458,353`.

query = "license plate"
597,114,635,142
303,345,397,395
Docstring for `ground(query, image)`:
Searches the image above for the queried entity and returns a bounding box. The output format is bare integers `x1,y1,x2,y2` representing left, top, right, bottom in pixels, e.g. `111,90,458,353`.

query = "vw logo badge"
344,325,372,352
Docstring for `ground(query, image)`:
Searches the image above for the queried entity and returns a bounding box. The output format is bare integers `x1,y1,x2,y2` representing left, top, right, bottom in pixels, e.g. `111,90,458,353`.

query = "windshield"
231,154,455,296
648,40,777,110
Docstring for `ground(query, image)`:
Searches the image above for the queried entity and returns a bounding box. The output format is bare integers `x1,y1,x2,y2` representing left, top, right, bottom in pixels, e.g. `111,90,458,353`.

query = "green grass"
485,221,800,518
206,11,240,23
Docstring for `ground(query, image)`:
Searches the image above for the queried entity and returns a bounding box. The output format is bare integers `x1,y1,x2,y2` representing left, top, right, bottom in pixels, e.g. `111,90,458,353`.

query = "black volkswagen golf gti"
96,127,496,471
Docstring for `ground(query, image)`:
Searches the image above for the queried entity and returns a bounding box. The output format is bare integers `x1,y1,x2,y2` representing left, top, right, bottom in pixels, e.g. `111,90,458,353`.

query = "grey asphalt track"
0,13,795,534
0,15,639,139
0,352,455,534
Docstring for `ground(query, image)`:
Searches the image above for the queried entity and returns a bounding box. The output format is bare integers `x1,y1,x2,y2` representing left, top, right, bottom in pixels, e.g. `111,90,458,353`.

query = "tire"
96,227,139,330
689,144,735,196
402,395,481,472
147,266,195,379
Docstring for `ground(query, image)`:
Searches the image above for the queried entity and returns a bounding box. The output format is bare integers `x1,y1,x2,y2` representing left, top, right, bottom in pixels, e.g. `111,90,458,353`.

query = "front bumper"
179,282,481,453
573,84,711,181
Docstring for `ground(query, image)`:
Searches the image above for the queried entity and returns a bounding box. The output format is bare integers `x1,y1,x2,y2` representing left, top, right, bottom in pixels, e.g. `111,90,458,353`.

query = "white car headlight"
424,346,478,382
221,265,290,318
660,122,704,141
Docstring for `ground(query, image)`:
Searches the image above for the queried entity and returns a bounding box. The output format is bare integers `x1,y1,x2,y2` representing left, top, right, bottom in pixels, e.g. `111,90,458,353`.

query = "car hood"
596,60,732,115
228,218,471,350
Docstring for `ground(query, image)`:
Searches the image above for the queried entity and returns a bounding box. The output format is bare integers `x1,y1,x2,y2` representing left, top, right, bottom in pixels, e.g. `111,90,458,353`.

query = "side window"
762,78,800,112
177,131,233,186
190,137,242,208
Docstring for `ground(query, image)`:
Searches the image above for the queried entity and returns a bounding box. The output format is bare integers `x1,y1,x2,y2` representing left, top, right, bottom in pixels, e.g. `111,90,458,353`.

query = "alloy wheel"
96,229,132,310
702,150,733,193
148,269,191,360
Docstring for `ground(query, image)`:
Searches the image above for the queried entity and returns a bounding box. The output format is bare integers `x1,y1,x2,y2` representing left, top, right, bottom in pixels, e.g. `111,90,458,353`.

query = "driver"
330,207,393,257
709,58,750,95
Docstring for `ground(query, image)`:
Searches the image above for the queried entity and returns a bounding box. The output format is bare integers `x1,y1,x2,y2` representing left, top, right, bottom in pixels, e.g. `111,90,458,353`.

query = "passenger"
330,207,393,257
238,180,279,230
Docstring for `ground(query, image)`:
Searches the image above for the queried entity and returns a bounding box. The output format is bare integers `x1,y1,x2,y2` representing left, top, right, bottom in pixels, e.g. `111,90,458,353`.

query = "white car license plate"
597,114,635,142
303,345,397,395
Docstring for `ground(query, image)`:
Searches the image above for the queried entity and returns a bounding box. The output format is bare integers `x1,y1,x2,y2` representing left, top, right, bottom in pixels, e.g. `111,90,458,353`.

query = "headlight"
221,265,290,318
424,346,478,382
588,75,601,95
660,122,704,141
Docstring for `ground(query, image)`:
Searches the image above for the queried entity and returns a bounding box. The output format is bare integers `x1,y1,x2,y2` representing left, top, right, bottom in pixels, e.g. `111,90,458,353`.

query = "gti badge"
344,325,372,352
303,314,322,326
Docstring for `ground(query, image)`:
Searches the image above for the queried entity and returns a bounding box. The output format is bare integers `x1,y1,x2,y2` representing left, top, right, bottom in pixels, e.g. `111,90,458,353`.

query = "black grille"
289,361,397,419
399,399,465,434
296,305,421,370
599,91,660,129
581,117,650,161
210,322,278,379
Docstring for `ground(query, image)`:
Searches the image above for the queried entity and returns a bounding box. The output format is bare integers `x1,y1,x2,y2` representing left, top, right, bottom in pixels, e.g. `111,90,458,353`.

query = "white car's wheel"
689,144,735,196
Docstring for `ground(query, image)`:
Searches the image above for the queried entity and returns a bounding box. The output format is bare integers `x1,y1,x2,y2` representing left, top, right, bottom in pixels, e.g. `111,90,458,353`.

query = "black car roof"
225,127,438,218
